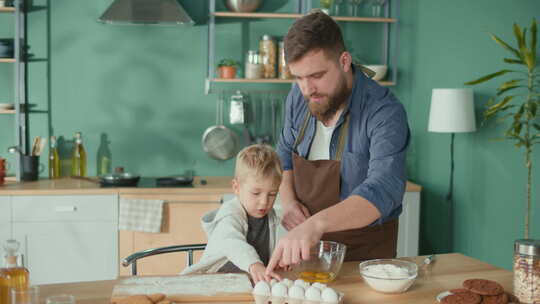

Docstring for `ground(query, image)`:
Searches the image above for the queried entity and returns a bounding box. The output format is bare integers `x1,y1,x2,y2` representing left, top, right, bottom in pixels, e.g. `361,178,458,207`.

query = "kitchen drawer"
12,195,117,222
0,196,11,223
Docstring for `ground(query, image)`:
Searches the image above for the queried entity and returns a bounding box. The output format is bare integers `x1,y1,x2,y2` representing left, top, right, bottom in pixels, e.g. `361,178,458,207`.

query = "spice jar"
259,35,277,78
514,239,540,304
245,50,262,79
278,41,292,79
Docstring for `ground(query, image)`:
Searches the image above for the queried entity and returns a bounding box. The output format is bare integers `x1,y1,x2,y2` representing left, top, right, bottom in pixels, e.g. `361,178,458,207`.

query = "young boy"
181,144,283,282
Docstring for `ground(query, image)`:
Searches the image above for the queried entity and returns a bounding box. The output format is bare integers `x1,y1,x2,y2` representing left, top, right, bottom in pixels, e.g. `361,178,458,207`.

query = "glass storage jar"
278,41,292,79
259,35,277,78
514,239,540,304
245,50,262,79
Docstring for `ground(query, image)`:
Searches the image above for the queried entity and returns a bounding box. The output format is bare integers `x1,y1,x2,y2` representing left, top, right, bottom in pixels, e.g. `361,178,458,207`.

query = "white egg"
252,280,271,296
294,279,310,288
312,282,327,290
282,278,294,288
270,279,278,286
305,286,322,301
321,287,339,303
288,285,305,299
271,282,288,297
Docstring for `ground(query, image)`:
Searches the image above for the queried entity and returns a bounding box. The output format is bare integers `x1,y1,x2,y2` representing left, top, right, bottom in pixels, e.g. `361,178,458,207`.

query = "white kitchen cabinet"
0,196,12,244
397,191,420,257
11,195,118,285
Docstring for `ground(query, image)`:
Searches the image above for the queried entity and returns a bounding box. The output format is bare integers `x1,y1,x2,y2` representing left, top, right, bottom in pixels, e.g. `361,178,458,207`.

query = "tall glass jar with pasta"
259,35,277,79
278,41,292,79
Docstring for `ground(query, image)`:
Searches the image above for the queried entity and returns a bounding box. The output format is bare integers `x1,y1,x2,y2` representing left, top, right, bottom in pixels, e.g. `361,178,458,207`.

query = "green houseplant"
465,18,540,238
217,59,240,79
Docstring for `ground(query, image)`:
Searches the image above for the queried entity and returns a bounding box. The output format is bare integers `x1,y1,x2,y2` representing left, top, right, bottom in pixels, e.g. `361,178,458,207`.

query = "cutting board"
111,273,254,302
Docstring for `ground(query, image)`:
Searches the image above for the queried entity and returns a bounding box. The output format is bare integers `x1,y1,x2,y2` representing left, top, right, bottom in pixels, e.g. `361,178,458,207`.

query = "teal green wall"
395,1,540,269
1,0,539,270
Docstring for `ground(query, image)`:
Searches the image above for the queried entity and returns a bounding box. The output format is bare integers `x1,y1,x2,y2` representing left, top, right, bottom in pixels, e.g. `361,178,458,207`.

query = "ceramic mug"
20,155,45,181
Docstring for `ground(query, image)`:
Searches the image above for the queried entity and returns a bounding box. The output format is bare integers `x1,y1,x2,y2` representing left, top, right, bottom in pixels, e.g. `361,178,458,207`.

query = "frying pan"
99,172,140,187
156,175,194,187
202,94,239,160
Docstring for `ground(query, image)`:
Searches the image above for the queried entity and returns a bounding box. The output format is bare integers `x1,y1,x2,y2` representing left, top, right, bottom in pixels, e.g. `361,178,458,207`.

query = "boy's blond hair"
235,144,283,185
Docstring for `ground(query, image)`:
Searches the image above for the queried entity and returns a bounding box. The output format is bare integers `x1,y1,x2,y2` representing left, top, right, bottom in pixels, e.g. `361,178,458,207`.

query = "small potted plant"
217,59,240,79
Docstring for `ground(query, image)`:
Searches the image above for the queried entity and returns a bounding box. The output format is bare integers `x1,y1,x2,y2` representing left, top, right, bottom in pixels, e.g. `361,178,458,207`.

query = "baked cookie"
441,291,482,304
463,279,504,296
481,293,508,304
147,293,166,303
505,292,519,303
450,288,471,294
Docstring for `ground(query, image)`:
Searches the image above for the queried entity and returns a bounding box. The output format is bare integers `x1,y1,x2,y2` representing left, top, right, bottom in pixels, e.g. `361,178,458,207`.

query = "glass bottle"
0,239,30,304
97,133,112,176
514,239,540,304
71,132,87,177
49,135,61,179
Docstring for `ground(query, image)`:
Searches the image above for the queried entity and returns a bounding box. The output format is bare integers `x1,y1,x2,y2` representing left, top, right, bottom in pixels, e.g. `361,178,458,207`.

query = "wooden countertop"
0,177,422,195
0,176,234,195
36,253,511,304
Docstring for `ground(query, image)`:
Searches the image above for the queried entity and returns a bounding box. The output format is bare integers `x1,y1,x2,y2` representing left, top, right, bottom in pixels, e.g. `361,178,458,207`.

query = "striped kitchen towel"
119,198,164,233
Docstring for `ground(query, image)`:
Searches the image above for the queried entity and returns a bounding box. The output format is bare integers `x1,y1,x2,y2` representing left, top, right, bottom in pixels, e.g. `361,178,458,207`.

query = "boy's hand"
249,262,280,283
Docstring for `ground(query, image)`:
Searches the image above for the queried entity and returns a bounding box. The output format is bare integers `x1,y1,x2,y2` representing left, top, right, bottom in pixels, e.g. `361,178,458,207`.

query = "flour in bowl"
360,263,417,293
362,264,410,279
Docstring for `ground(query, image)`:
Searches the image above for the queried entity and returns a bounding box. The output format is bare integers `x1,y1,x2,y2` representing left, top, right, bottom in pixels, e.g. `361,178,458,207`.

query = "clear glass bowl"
294,241,347,283
358,259,418,294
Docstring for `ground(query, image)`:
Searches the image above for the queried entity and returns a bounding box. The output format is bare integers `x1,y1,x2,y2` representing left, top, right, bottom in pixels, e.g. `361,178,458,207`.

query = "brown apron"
292,111,398,262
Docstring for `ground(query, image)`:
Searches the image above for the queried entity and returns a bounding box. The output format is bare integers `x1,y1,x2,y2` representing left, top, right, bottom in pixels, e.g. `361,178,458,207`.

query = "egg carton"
252,292,344,304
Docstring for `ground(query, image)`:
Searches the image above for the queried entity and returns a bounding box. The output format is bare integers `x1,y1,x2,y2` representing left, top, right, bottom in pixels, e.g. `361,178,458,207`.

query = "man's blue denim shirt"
276,70,410,224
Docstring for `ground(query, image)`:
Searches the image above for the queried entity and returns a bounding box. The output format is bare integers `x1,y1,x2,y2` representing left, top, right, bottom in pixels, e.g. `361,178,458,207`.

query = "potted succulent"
217,59,240,79
465,18,540,238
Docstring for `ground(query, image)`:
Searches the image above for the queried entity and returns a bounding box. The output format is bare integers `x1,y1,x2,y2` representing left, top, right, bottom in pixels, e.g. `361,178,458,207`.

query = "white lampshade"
428,88,477,133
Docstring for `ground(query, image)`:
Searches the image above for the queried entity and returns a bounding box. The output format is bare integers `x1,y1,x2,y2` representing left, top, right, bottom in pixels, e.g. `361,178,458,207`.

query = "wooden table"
37,253,512,304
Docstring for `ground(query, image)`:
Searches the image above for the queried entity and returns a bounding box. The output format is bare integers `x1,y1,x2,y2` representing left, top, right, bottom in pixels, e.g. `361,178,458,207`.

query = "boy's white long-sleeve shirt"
180,196,280,275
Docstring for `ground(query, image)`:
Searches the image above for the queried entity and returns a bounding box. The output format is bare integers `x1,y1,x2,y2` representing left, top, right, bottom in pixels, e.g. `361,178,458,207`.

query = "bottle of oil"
0,239,29,304
49,135,61,179
96,133,111,176
71,132,87,177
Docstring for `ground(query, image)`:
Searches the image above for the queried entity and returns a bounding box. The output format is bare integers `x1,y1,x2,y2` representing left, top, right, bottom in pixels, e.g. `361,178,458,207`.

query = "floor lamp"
428,88,477,252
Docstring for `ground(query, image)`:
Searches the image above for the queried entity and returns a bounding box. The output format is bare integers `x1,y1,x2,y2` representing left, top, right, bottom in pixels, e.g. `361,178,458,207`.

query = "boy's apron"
292,111,398,261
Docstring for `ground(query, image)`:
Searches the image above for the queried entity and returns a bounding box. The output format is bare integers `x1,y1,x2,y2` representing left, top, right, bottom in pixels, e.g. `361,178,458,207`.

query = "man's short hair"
235,144,283,185
284,11,346,64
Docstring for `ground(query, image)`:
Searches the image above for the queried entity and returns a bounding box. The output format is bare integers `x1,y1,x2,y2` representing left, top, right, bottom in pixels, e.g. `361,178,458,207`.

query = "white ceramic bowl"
359,259,418,294
363,65,388,81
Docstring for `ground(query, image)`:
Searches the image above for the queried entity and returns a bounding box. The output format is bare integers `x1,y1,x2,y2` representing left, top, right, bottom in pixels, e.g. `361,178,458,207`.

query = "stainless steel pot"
224,0,262,12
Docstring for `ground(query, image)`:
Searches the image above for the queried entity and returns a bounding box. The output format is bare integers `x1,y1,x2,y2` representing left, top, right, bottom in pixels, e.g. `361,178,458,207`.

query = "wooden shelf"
212,78,396,86
0,58,16,63
213,12,396,23
0,7,15,12
333,16,396,23
213,12,302,19
0,109,15,114
213,78,295,83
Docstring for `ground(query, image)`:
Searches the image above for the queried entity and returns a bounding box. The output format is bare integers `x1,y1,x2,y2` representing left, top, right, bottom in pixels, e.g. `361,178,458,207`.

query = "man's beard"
304,75,351,122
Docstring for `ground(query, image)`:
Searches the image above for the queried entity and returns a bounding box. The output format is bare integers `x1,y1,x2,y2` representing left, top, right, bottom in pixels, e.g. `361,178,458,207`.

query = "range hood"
99,0,194,25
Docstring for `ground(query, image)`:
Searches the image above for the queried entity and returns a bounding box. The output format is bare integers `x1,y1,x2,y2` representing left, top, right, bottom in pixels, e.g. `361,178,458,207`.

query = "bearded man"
267,11,410,275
